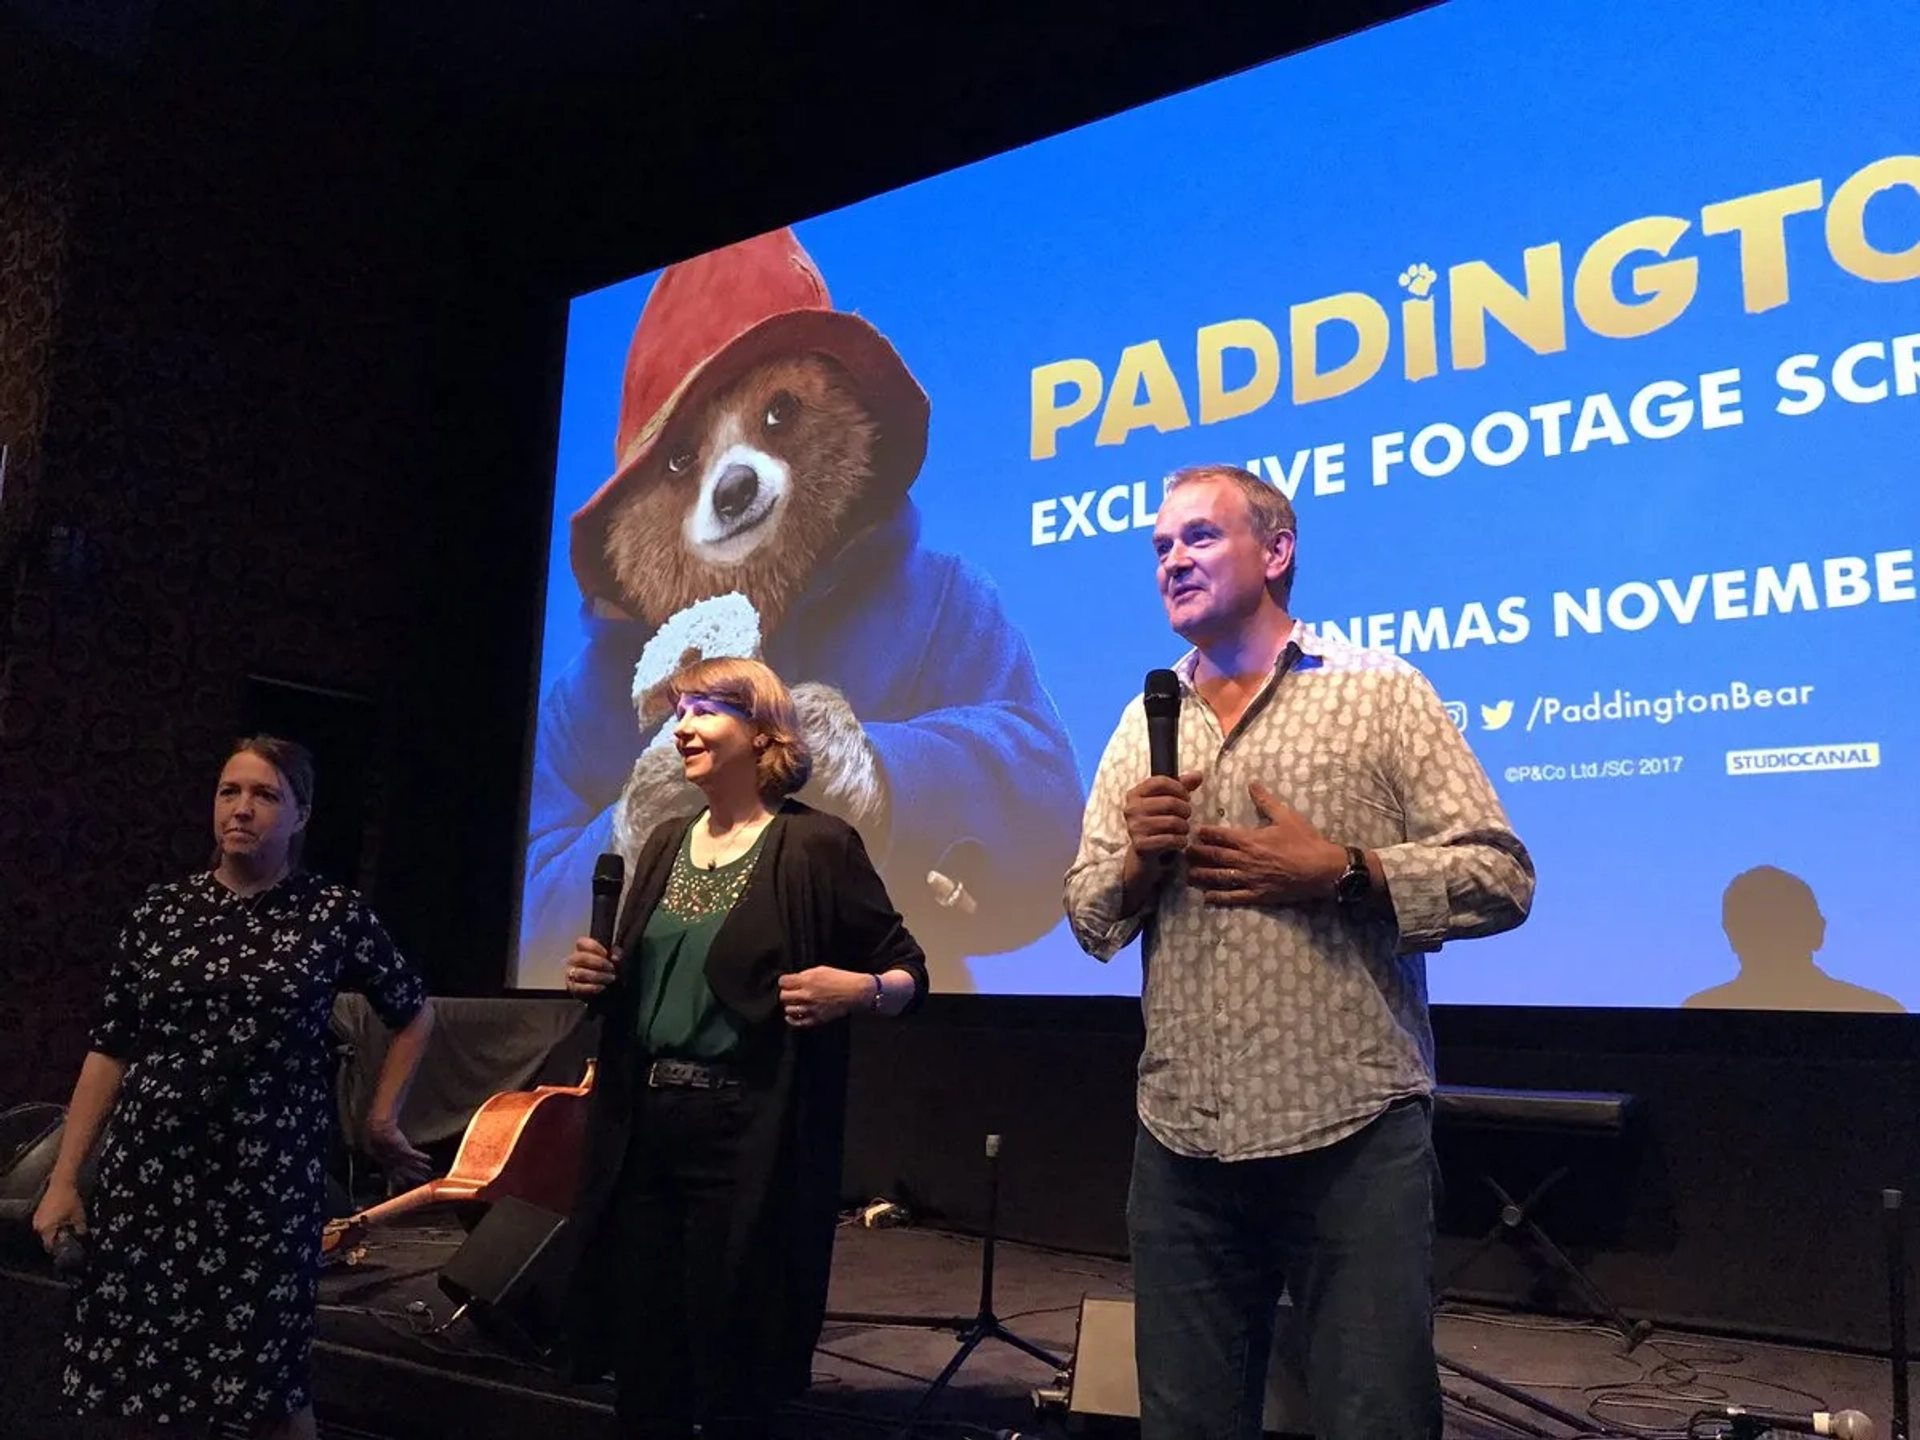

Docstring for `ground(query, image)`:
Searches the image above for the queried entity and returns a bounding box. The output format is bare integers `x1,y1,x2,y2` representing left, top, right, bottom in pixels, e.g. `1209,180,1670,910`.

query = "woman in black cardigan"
561,656,929,1440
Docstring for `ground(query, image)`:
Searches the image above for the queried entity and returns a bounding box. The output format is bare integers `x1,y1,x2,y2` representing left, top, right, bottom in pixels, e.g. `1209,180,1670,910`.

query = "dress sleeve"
340,895,429,1030
832,823,930,1011
88,892,157,1061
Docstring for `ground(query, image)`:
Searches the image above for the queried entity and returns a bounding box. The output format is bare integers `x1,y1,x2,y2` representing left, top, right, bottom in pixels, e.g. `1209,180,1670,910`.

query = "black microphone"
1143,668,1183,869
1703,1407,1873,1440
50,1225,87,1275
590,853,624,952
1144,669,1180,778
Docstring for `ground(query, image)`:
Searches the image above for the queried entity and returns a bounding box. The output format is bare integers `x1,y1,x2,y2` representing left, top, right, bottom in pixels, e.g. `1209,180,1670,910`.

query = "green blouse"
633,821,771,1059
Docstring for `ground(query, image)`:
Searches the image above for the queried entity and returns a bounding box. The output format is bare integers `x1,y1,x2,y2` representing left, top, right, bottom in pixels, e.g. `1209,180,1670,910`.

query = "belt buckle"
647,1058,730,1089
648,1058,703,1088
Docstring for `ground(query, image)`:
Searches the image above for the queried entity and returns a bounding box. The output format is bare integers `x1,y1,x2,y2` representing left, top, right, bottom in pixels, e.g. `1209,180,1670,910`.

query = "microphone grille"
1144,668,1181,715
592,853,625,889
1831,1412,1873,1440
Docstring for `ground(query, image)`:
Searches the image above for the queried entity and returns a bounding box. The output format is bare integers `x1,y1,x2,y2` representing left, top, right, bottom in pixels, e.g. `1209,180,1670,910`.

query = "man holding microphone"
1064,464,1534,1440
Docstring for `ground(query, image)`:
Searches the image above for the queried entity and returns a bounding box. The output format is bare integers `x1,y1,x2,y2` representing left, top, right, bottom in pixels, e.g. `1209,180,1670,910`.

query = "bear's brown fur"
602,353,881,637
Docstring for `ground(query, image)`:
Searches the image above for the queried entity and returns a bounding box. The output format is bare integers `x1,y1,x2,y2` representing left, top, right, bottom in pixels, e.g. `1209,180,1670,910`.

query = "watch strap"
1336,845,1371,903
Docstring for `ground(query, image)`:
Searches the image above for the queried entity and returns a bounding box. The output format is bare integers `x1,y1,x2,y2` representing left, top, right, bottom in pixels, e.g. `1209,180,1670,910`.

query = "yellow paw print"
1397,262,1437,298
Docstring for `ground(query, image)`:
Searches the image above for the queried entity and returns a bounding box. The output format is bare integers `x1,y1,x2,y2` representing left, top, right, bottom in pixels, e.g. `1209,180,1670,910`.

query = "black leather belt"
645,1057,740,1090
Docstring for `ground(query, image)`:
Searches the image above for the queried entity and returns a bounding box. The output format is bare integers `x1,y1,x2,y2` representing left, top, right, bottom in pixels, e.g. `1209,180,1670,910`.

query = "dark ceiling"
5,0,1433,295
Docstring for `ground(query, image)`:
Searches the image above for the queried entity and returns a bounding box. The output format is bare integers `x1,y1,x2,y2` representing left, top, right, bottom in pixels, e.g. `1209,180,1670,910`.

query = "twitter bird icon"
1480,700,1514,731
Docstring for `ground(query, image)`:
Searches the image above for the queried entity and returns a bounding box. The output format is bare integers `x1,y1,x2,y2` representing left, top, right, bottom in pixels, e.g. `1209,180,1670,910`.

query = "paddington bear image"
520,226,1085,992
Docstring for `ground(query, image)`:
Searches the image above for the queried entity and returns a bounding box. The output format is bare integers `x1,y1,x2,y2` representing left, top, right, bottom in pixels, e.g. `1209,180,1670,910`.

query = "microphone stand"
1438,1349,1617,1438
1890,1189,1910,1440
825,1133,1066,1440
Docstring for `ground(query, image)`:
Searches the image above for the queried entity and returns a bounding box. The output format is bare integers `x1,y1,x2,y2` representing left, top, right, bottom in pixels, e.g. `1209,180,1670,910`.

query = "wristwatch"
1333,845,1373,904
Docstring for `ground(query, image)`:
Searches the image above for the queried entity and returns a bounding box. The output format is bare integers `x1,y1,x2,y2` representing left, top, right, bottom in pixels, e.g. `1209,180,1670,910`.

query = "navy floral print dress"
61,869,426,1428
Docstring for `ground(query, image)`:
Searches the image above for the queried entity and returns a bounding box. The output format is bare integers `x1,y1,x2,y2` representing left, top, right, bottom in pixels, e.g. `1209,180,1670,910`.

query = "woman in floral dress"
33,736,437,1439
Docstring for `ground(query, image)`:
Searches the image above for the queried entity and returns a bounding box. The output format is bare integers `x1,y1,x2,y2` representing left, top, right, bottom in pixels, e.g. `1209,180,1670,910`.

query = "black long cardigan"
558,800,929,1396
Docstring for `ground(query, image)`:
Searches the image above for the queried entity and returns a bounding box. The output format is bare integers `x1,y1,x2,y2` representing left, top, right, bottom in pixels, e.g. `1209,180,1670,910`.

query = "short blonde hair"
666,656,813,799
1165,463,1298,604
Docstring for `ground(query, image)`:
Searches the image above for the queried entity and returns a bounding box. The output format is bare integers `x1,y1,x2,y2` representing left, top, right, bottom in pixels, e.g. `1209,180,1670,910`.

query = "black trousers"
610,1079,778,1440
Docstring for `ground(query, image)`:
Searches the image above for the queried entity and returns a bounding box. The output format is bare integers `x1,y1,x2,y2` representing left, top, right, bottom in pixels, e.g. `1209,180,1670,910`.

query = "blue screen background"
525,0,1920,1007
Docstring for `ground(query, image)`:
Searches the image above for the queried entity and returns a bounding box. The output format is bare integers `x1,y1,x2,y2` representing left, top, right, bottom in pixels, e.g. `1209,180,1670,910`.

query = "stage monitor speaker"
437,1196,571,1354
1065,1294,1312,1437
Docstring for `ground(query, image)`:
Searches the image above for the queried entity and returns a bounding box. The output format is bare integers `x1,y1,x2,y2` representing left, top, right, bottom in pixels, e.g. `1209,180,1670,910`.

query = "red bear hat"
569,227,931,607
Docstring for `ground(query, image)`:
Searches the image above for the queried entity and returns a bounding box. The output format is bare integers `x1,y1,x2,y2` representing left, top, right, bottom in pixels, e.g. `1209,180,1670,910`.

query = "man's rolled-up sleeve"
1374,671,1535,954
1063,705,1150,963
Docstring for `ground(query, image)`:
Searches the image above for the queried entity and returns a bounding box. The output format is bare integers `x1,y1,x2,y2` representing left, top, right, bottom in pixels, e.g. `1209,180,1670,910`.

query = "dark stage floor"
0,1221,1901,1440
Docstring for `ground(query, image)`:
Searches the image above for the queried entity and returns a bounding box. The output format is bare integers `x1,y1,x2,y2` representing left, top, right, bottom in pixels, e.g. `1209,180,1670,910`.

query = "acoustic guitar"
323,1060,596,1261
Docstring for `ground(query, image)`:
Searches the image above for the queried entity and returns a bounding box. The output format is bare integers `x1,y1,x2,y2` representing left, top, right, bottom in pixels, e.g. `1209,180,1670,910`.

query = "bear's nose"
713,464,760,521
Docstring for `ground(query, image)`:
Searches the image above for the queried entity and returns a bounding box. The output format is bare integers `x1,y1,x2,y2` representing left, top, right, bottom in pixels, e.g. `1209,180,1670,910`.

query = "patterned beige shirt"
1064,621,1534,1162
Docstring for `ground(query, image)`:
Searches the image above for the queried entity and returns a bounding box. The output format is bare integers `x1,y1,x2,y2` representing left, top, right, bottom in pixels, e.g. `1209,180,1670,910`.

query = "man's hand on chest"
1184,781,1348,908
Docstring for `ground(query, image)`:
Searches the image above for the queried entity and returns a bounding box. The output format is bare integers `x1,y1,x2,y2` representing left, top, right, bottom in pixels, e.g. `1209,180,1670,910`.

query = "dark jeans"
1127,1098,1441,1440
611,1081,771,1440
